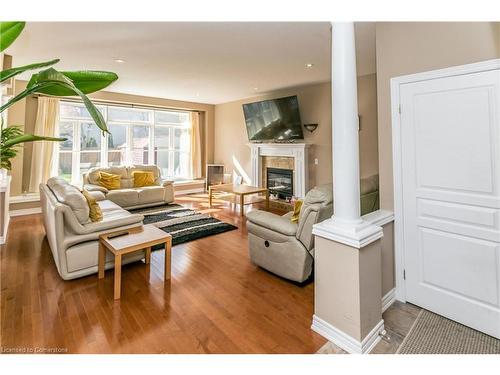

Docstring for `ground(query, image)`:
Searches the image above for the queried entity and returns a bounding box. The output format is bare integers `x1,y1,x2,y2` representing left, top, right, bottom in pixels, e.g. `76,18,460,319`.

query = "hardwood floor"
0,194,327,354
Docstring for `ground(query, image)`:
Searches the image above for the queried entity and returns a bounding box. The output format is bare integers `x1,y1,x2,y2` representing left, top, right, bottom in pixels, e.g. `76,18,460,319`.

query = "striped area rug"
129,204,237,248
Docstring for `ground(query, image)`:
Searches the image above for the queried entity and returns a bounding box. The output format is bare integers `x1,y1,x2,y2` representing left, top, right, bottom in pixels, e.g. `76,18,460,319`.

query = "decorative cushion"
291,200,303,223
132,170,155,187
81,189,103,222
47,177,90,224
86,166,127,185
98,171,121,190
128,165,162,185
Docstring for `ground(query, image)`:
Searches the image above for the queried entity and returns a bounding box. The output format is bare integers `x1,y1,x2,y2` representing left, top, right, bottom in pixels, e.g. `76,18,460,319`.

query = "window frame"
55,101,192,185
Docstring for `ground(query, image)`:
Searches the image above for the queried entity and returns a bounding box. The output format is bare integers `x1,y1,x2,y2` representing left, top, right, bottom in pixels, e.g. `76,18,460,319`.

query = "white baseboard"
10,207,42,217
311,315,384,354
9,193,40,204
382,288,396,313
174,187,205,196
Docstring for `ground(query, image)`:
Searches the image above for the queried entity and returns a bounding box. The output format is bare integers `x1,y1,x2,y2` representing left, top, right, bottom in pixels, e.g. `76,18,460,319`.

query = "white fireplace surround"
248,143,310,198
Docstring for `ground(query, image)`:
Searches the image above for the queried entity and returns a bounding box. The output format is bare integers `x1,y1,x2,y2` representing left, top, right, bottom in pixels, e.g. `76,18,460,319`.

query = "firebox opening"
266,167,293,200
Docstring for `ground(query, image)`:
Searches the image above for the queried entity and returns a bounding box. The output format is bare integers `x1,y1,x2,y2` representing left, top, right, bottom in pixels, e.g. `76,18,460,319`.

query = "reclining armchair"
246,185,333,282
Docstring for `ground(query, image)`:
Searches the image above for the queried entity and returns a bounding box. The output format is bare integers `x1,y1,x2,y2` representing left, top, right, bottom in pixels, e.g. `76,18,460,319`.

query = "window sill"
172,179,205,186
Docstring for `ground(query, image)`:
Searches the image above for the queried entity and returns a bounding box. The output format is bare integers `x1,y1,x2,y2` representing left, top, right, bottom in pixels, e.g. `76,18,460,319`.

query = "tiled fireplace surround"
261,156,295,195
248,143,310,199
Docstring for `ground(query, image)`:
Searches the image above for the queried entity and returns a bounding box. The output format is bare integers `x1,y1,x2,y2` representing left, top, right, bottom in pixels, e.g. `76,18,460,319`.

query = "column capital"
312,218,383,249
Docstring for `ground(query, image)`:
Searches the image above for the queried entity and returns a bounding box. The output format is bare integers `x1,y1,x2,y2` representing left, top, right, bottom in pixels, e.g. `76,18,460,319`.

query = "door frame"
390,58,500,303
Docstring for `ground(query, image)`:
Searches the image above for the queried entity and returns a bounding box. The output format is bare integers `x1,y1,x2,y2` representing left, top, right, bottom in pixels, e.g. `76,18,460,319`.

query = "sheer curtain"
28,97,59,192
190,111,202,179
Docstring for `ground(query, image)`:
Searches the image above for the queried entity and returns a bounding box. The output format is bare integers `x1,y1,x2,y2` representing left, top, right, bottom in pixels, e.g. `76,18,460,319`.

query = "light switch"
314,158,319,165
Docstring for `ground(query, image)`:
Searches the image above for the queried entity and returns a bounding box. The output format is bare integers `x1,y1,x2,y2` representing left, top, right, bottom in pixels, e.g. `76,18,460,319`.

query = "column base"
312,217,383,248
312,315,384,354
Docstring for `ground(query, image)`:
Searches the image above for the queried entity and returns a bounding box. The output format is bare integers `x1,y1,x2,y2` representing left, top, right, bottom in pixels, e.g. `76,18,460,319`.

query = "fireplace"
266,167,293,200
248,143,309,198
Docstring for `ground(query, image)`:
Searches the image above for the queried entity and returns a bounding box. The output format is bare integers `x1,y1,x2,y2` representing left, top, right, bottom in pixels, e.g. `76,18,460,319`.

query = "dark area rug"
128,204,237,248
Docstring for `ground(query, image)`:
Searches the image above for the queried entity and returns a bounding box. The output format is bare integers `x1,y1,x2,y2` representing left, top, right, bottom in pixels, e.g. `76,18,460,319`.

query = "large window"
54,101,191,184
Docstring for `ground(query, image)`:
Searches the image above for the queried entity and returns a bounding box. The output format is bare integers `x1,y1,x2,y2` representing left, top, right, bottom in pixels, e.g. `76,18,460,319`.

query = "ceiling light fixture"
253,87,259,91
114,59,125,63
305,63,314,68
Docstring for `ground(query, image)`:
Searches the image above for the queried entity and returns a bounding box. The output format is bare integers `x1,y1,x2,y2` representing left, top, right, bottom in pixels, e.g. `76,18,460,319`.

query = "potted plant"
0,21,118,181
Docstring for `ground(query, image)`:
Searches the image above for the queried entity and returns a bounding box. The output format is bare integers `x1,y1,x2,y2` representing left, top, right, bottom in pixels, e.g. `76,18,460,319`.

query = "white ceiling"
6,22,376,105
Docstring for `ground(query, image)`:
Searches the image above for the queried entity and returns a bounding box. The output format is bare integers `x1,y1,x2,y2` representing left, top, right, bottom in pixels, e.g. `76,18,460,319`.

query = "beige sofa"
83,165,174,209
246,185,333,283
40,177,145,280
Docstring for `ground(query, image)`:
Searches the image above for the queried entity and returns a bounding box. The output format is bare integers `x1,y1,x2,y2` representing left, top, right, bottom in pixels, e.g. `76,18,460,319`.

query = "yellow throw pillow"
98,171,121,190
132,170,156,187
81,189,103,222
290,200,303,223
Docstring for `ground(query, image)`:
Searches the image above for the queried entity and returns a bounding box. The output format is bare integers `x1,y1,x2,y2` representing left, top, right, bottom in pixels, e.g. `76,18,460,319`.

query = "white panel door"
400,69,500,338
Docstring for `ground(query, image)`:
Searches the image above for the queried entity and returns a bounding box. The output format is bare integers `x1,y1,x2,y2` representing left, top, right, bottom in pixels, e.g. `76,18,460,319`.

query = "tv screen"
243,95,304,141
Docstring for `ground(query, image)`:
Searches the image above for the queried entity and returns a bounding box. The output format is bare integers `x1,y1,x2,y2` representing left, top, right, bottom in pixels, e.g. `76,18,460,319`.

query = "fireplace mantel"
247,143,311,198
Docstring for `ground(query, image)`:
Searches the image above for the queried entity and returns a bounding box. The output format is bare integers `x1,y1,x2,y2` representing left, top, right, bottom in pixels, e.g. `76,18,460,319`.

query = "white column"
313,22,382,248
310,23,385,353
331,22,362,225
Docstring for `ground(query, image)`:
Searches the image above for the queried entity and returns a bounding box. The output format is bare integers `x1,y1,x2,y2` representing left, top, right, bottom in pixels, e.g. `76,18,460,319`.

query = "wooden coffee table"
208,183,269,216
98,224,172,300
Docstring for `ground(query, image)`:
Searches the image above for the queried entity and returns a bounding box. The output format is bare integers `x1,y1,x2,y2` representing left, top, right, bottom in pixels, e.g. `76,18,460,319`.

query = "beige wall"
6,80,27,196
376,22,500,209
357,74,379,178
214,76,379,190
381,222,395,296
7,80,215,196
214,82,332,189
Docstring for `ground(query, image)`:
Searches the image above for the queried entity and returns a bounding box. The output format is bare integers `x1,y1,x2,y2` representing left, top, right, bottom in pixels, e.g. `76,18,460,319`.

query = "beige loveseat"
246,185,333,283
40,177,145,280
83,165,174,209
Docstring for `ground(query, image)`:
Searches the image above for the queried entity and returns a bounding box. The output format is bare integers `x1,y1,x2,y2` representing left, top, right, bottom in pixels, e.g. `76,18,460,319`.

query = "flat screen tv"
243,95,304,141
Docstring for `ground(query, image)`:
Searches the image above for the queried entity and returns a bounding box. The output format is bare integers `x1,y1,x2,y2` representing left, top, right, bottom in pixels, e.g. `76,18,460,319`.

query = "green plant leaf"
0,125,66,170
0,22,25,52
72,85,108,133
1,125,24,142
3,67,109,133
27,70,118,95
1,81,108,134
0,59,60,83
2,134,66,148
26,67,74,88
0,81,55,112
62,71,118,94
8,70,73,112
1,158,13,170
